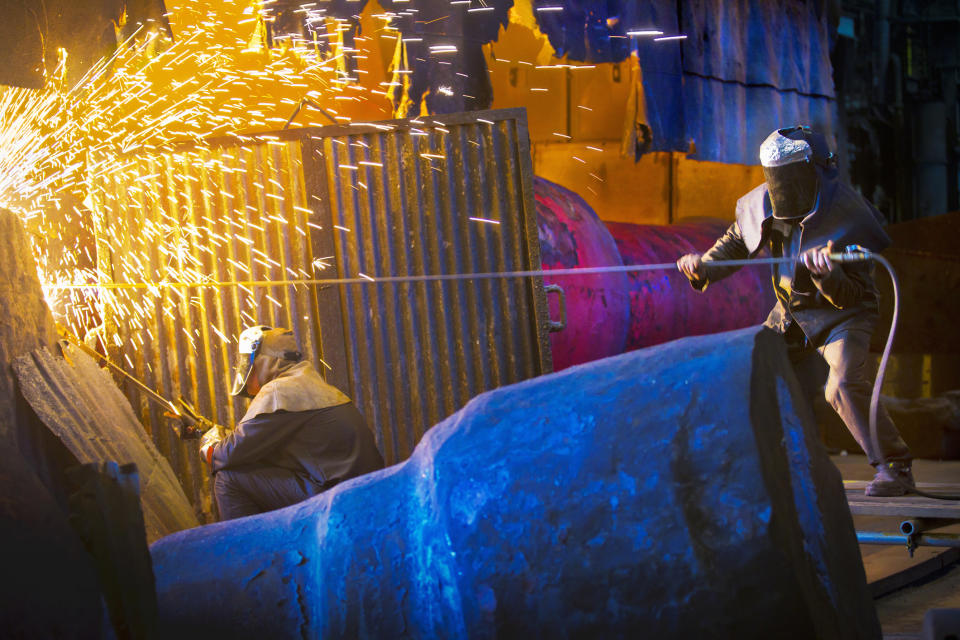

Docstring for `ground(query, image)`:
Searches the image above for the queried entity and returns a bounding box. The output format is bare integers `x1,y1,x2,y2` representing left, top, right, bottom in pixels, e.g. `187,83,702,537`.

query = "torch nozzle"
827,245,873,263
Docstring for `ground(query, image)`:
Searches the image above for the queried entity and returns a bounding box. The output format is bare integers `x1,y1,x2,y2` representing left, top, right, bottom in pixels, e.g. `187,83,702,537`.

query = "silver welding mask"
230,325,270,397
760,128,821,220
230,326,304,398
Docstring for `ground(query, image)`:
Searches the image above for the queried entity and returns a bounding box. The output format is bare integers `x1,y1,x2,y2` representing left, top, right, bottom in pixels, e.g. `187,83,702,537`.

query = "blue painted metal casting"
151,326,879,638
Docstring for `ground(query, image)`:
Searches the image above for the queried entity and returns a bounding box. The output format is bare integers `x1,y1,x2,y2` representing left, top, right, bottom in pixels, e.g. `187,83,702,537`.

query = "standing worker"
200,325,384,520
676,126,914,497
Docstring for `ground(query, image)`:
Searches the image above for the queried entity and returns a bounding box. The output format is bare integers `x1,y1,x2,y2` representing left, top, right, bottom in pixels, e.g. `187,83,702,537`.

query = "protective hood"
736,125,890,257
230,327,303,397
734,176,891,258
760,127,824,220
763,161,819,220
240,360,351,423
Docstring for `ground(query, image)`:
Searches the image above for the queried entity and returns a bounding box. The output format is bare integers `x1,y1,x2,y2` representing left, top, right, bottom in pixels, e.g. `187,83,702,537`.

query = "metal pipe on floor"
857,532,960,548
899,519,958,536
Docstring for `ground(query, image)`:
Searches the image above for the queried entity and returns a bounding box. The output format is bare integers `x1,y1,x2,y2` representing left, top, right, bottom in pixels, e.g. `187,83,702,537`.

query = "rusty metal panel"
301,108,552,462
91,139,324,517
13,344,199,543
90,108,549,499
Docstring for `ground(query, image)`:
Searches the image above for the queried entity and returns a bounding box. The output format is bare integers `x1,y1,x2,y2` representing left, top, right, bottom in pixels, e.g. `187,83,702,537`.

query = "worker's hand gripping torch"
57,324,225,462
827,244,873,263
198,423,224,466
164,398,224,440
165,399,225,465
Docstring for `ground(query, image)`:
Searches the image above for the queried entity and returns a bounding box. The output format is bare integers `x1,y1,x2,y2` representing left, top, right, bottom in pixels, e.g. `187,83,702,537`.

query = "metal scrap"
13,342,199,543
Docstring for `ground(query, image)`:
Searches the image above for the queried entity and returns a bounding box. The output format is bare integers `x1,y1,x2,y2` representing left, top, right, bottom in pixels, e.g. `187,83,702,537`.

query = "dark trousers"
214,466,323,521
786,322,912,467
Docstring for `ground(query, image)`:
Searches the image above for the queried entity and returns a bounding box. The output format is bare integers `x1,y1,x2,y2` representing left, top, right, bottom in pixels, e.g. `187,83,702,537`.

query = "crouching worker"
200,326,384,520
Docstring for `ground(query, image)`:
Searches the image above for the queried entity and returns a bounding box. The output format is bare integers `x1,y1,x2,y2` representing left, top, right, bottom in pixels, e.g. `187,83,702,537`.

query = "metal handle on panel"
545,284,566,332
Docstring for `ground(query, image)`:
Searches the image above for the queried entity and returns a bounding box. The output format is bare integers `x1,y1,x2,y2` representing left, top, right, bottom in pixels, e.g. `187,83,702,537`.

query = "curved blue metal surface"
151,326,879,639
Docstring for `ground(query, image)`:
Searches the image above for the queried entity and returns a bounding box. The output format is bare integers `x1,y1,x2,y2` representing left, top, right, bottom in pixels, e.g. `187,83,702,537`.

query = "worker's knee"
824,377,844,409
824,374,870,408
213,470,264,520
213,469,237,492
212,470,243,507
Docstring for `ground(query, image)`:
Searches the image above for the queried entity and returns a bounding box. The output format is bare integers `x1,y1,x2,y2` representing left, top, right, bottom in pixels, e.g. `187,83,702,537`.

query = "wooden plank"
863,547,960,599
845,491,960,519
844,481,960,519
845,480,960,491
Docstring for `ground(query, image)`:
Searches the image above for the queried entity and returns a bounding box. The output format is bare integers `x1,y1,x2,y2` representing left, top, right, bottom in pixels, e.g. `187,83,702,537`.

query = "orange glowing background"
0,0,759,349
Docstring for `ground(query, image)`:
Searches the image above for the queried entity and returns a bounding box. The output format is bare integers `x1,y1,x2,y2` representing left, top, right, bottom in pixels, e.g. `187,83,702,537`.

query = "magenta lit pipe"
534,177,630,371
534,177,773,366
605,219,774,351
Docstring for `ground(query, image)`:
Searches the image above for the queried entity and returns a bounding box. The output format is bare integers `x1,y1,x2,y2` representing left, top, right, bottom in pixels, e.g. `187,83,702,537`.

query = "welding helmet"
760,126,834,220
231,325,270,397
230,325,304,397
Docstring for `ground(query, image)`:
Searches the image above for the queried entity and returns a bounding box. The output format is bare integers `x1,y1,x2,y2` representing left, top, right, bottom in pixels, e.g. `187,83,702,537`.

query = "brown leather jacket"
688,170,890,344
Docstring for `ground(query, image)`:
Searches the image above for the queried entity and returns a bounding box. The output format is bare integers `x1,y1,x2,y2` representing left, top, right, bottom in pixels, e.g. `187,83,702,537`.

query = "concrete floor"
832,454,960,640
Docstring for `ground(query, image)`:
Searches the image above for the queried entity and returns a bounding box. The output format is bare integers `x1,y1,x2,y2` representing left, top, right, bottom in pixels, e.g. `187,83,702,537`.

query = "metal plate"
13,344,199,542
89,108,551,514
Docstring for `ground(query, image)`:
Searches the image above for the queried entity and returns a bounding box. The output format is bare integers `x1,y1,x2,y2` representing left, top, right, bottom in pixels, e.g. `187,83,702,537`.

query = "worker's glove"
166,398,216,440
676,253,705,281
199,425,224,466
800,240,836,277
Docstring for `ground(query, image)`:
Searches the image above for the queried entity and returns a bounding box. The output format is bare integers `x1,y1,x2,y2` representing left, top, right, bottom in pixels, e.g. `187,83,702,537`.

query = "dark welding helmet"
760,126,833,220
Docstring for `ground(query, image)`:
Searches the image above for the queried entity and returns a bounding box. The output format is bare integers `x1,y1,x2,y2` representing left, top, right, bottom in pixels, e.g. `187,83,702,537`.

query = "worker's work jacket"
211,361,383,489
688,169,891,345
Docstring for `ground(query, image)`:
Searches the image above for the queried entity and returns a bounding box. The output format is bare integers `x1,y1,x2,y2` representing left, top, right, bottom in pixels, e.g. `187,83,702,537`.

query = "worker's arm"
208,411,305,472
677,222,750,291
801,241,875,309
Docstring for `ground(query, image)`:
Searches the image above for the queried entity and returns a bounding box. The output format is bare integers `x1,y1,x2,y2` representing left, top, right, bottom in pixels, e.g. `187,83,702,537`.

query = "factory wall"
137,0,396,135
530,145,765,225
143,0,768,227
483,4,767,225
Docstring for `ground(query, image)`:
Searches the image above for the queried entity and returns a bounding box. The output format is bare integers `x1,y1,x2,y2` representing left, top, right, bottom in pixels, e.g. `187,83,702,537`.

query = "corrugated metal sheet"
680,82,837,166
304,109,551,461
12,344,199,543
90,108,550,514
680,0,835,97
92,136,324,516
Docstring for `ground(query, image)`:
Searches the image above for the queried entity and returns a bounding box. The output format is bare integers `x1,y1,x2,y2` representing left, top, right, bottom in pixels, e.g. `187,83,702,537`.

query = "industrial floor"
833,454,960,640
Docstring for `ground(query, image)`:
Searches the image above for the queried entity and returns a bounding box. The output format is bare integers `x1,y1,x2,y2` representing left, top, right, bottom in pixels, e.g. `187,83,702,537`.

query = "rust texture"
14,344,199,542
0,208,58,446
90,108,551,512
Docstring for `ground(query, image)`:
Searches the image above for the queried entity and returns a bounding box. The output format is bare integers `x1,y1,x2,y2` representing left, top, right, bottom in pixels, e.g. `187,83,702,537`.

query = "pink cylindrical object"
605,219,774,351
534,177,630,371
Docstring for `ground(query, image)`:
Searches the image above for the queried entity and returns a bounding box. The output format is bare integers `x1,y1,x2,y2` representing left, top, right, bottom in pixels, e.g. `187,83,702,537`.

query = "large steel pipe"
151,326,879,639
606,219,774,351
534,177,630,371
533,178,772,368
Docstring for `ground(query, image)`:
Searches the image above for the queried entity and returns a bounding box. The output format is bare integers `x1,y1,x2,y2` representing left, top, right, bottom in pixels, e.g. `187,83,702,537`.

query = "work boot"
865,463,916,497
